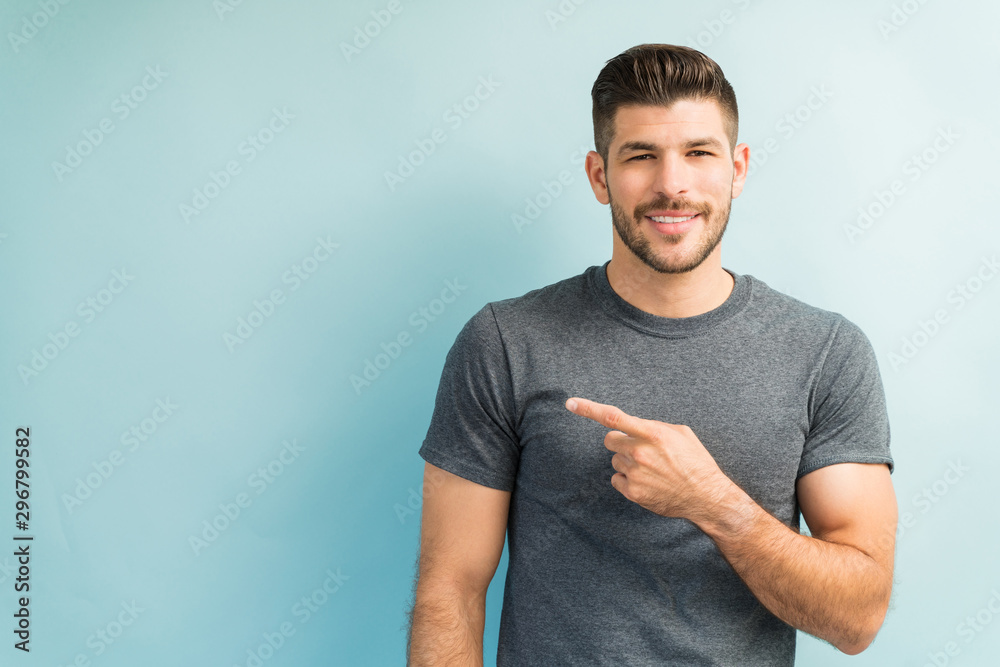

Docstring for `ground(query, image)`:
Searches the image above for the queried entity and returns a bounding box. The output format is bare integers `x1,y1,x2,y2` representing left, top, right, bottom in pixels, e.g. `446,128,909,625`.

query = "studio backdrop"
1,0,997,665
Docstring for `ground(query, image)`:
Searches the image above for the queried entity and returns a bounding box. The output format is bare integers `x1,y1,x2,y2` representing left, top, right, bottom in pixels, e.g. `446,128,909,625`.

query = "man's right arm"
407,462,511,666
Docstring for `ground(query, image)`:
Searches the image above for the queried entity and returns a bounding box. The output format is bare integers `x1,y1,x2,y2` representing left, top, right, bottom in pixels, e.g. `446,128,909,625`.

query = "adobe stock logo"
61,398,179,515
878,0,931,39
17,268,134,385
179,107,294,223
887,255,998,371
746,84,833,178
54,600,144,665
350,278,468,394
213,0,248,21
340,0,404,62
223,235,339,353
188,439,305,556
384,76,502,192
922,587,1000,667
544,0,589,31
231,566,348,667
51,66,169,182
7,0,73,54
394,464,450,524
896,459,969,541
684,0,753,49
511,145,590,234
844,127,959,243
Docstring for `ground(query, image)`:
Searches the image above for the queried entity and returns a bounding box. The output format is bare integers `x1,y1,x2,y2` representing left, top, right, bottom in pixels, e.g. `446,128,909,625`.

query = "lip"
645,210,699,217
646,213,699,235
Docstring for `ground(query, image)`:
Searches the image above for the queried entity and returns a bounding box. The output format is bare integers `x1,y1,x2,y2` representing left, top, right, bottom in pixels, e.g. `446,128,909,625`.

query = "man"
407,44,896,666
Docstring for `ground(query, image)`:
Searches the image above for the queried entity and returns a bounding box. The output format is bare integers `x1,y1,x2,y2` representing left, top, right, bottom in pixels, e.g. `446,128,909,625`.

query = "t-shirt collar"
588,259,752,338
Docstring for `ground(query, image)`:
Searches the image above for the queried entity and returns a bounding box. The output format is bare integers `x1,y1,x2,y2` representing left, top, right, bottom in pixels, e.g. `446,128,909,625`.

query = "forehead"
612,99,726,144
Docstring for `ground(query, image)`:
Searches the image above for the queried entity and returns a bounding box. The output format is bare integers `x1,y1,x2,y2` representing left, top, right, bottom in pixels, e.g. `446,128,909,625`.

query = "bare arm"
695,462,897,654
406,462,511,666
564,397,898,656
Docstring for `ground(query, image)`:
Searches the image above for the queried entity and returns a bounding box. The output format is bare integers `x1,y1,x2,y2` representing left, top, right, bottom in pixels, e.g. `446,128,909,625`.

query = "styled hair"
591,44,739,165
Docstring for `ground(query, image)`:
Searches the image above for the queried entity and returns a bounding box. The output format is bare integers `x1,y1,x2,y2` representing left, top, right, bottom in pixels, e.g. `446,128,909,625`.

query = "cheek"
705,167,734,193
613,172,645,199
702,173,733,197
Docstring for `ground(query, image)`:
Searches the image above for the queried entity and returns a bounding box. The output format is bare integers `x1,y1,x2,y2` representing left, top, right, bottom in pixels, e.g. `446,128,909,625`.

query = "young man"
407,44,896,666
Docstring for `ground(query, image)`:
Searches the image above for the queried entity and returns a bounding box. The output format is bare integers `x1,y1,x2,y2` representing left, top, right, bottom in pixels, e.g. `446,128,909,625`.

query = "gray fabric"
418,260,893,666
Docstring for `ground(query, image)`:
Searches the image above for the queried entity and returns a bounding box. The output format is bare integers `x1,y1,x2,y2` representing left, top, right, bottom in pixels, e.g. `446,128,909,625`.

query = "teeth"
649,214,697,223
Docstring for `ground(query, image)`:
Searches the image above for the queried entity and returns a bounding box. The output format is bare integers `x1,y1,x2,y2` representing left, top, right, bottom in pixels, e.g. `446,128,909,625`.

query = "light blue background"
1,1,998,665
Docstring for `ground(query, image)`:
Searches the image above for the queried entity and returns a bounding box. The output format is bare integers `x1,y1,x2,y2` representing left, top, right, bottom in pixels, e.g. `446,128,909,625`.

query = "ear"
731,142,749,199
585,150,610,205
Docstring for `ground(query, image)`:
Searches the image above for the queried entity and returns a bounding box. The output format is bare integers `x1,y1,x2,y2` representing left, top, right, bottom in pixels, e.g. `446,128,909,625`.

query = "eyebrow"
616,137,725,157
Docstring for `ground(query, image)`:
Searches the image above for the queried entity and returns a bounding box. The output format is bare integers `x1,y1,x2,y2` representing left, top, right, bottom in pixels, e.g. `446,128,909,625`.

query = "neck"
605,252,734,318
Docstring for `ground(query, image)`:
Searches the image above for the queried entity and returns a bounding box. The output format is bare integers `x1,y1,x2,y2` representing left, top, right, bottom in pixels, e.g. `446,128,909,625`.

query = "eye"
628,154,652,161
689,150,712,157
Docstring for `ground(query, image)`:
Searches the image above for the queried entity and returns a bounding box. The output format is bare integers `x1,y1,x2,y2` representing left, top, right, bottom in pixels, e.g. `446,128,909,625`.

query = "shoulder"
741,273,872,348
482,266,595,329
451,266,594,349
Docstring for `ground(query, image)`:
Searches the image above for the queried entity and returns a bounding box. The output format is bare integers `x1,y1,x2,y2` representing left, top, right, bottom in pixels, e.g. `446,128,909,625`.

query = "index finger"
565,397,656,440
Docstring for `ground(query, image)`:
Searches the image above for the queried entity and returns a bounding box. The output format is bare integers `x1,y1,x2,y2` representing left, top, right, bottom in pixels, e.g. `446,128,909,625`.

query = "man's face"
591,99,747,274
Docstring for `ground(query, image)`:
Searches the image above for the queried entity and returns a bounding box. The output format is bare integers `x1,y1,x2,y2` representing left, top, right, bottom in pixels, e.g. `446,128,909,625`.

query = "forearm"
695,483,892,654
408,582,485,667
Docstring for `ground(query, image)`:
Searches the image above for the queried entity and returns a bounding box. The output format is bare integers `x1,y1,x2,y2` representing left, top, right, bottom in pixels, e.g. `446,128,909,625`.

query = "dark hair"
591,44,739,165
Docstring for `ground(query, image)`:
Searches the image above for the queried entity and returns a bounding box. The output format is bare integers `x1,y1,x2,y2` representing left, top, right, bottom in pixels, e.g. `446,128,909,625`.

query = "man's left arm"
693,317,898,654
564,397,898,656
697,460,897,655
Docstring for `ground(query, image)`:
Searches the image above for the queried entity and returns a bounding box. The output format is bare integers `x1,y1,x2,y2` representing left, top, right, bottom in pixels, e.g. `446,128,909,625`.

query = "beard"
609,187,732,274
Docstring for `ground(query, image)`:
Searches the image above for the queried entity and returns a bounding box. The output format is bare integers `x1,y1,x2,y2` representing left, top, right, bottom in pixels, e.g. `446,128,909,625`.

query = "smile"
647,214,698,223
645,213,699,235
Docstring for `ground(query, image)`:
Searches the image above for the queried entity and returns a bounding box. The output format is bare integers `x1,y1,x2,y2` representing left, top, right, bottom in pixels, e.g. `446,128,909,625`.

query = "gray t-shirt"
418,261,893,666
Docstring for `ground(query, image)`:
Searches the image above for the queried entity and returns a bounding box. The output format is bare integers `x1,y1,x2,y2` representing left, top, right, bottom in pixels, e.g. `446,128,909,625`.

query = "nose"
651,153,690,199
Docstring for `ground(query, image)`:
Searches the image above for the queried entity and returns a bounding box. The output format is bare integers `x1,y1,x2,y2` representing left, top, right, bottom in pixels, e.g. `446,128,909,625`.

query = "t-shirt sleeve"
798,316,894,478
418,303,520,492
